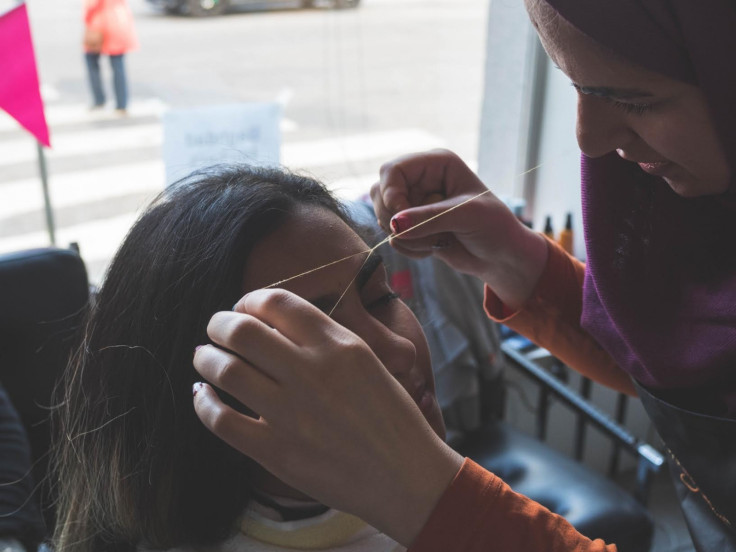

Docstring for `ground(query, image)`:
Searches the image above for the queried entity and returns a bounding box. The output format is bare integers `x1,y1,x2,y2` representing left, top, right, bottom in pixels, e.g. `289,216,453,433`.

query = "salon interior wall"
477,0,656,475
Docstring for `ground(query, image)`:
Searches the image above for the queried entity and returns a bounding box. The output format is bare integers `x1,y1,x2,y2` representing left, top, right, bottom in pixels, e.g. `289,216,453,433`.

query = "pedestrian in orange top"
83,0,138,115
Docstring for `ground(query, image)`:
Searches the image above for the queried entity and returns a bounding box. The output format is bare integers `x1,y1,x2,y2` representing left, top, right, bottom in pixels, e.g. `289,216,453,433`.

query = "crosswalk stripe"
0,212,138,271
0,98,167,133
2,125,444,173
282,129,444,168
1,123,163,166
0,161,164,218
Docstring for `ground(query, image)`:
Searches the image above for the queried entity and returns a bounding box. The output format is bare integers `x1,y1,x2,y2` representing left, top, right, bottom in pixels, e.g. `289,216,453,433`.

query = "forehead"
241,204,368,295
528,2,670,90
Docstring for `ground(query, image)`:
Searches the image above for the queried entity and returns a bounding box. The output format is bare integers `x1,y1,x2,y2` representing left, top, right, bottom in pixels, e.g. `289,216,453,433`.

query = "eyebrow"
356,254,384,289
551,66,655,100
309,253,384,313
573,83,654,100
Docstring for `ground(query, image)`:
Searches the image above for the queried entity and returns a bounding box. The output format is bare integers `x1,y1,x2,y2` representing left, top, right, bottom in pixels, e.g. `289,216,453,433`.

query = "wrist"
482,225,548,312
368,436,464,546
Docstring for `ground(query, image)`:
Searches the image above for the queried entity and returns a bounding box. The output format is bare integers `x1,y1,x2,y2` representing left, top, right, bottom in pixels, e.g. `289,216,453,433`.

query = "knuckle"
378,159,396,177
369,182,381,200
248,288,294,313
221,315,258,347
431,147,455,159
206,311,229,337
213,355,242,387
335,333,370,362
262,289,293,310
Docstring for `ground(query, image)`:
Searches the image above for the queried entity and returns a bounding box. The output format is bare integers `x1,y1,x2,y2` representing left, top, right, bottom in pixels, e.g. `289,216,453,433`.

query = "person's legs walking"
84,53,105,108
109,55,128,112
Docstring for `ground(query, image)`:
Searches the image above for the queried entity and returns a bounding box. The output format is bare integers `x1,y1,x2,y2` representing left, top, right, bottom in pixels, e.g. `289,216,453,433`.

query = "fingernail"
390,213,411,234
194,345,204,357
432,238,451,249
192,382,204,397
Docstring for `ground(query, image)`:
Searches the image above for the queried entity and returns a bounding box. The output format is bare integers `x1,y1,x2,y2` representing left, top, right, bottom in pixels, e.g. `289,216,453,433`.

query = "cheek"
643,109,728,175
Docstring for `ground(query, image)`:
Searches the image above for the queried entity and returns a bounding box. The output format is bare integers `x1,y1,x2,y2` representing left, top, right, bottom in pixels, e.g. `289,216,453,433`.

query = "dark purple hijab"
544,0,736,415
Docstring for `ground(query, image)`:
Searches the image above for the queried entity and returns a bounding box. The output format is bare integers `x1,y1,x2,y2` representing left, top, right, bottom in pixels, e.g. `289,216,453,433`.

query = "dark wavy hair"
52,165,351,552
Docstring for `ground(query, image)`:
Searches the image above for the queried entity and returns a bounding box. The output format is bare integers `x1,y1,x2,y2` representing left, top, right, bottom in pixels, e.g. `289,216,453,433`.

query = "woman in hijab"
191,0,736,550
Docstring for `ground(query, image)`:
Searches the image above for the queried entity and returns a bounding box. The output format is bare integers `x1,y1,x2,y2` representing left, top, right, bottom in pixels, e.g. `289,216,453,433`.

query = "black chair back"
0,247,90,534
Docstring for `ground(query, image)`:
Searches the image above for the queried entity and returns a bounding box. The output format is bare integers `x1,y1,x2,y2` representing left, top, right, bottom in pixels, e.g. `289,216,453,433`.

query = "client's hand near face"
193,204,464,547
193,291,460,546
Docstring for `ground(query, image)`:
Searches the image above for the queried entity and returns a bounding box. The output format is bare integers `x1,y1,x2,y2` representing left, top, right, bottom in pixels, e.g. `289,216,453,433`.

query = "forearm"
409,459,617,552
485,237,636,396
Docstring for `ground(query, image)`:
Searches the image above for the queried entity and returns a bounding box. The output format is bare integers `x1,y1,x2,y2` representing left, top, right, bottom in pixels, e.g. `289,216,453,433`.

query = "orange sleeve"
485,236,636,396
409,458,617,552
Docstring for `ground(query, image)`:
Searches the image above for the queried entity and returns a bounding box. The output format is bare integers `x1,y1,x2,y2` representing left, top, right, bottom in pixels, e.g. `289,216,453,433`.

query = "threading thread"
262,161,544,313
262,187,493,290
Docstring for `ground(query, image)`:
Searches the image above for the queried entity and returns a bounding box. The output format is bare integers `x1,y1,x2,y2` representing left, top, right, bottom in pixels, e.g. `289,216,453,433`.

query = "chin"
664,176,729,198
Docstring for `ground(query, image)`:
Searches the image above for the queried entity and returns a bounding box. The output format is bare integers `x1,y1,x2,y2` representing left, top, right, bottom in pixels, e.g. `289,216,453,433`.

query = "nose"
575,94,637,158
358,318,416,382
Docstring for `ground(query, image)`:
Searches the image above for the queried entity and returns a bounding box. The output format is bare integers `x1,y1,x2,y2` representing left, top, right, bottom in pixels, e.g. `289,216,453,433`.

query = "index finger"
377,149,459,215
232,288,348,346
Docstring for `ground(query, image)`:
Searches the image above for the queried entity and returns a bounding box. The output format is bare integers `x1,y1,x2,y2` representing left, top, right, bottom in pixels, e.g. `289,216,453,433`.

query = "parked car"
147,0,360,17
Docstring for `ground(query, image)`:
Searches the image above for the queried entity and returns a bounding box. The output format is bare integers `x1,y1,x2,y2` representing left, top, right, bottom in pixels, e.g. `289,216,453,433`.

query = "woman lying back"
52,165,446,552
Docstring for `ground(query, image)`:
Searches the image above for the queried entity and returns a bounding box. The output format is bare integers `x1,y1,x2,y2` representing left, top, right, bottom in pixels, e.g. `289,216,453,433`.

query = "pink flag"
0,2,50,147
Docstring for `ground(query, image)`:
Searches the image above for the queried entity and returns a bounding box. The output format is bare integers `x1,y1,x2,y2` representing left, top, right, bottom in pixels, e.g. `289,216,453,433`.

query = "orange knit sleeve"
409,458,617,552
485,236,636,396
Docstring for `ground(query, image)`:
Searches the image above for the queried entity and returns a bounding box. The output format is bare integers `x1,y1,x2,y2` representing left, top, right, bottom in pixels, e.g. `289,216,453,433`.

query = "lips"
409,381,427,405
616,149,673,177
637,161,673,177
408,381,437,419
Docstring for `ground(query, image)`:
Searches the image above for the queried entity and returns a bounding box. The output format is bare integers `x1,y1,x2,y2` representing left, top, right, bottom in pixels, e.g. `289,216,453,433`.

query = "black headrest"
0,247,89,328
0,247,90,534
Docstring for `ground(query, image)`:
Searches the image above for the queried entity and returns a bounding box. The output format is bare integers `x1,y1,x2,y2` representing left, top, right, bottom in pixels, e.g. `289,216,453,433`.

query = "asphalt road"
1,0,489,282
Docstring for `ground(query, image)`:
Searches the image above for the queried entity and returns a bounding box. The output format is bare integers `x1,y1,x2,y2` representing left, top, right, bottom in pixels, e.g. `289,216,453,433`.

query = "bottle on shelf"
558,212,573,255
543,215,555,239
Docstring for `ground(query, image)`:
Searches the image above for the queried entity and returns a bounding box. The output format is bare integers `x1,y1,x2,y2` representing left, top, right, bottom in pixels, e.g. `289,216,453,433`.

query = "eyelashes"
570,82,654,116
365,291,401,310
606,97,653,116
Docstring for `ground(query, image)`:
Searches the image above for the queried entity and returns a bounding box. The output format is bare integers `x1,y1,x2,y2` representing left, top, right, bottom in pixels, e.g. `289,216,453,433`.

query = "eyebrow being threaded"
327,249,376,317
259,162,545,315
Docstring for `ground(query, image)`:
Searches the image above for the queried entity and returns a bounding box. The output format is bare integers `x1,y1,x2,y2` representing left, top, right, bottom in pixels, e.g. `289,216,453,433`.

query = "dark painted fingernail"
431,238,451,249
192,382,204,397
390,213,411,234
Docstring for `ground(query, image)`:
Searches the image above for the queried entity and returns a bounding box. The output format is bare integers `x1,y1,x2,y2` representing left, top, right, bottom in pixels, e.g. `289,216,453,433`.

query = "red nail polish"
390,213,411,234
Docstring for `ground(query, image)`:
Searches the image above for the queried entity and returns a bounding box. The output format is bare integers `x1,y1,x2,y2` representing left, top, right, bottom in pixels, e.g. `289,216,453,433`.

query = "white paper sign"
163,102,281,185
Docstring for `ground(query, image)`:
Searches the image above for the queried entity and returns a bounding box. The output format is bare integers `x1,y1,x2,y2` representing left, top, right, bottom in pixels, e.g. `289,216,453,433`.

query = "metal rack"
501,333,665,504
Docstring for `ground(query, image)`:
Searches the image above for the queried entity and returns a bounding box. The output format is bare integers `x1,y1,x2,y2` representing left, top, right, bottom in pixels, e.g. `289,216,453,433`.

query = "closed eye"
571,82,653,116
365,291,401,310
607,98,652,115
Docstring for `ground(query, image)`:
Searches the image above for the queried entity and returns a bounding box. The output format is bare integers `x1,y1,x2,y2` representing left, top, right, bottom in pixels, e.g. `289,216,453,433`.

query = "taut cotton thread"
262,189,493,291
262,163,544,315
